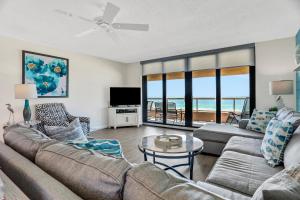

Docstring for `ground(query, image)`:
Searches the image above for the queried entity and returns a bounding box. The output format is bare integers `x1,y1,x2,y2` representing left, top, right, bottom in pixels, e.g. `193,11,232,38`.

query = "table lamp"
269,80,293,109
15,84,38,123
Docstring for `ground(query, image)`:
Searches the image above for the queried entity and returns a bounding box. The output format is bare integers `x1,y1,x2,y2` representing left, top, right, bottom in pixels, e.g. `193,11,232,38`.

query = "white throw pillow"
44,118,88,142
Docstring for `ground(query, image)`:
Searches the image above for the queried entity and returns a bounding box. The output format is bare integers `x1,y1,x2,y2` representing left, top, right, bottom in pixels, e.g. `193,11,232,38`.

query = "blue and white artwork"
22,51,69,98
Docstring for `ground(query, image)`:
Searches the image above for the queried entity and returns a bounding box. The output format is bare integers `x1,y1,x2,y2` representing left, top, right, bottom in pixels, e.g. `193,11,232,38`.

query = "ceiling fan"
54,2,149,37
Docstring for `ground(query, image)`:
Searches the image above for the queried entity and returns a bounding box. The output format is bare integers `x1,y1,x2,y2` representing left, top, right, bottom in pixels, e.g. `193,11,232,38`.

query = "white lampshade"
15,84,38,99
269,80,293,95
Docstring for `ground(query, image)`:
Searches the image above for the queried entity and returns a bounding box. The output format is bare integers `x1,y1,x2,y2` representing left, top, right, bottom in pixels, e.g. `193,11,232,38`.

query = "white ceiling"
0,0,300,63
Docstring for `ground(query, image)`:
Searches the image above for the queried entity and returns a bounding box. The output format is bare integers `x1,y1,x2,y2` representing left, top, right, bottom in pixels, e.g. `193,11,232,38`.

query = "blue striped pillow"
261,118,294,167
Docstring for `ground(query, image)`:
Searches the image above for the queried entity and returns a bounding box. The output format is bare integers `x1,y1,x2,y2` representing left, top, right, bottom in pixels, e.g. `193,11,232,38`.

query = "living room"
0,0,300,200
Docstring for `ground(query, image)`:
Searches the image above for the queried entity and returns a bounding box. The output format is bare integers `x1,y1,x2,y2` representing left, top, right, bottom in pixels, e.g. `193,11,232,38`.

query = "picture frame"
22,50,69,98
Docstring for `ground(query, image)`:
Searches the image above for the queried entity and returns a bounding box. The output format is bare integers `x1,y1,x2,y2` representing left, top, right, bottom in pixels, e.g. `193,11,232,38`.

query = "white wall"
0,36,126,141
124,37,297,111
255,37,296,110
124,62,142,87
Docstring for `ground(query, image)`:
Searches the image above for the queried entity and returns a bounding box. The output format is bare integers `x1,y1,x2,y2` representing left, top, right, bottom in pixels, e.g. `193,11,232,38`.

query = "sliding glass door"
192,69,216,127
146,74,163,123
220,66,250,123
166,72,185,125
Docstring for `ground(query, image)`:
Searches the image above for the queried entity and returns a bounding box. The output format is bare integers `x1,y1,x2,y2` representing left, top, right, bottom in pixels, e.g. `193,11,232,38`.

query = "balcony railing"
147,97,248,124
148,97,247,113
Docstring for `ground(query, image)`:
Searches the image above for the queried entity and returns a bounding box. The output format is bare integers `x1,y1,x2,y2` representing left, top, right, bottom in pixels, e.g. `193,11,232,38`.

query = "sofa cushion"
284,127,300,168
0,170,29,200
197,181,251,200
223,136,263,157
206,151,283,196
252,164,300,200
261,118,294,167
194,123,264,144
246,109,276,133
0,142,82,200
123,162,226,200
35,142,132,200
44,118,88,142
3,125,52,161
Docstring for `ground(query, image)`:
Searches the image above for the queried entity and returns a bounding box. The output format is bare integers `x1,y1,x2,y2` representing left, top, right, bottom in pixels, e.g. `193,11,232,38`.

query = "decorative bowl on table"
154,135,182,149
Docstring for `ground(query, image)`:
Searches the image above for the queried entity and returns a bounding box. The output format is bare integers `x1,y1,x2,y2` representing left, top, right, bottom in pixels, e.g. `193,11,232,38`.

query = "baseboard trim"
90,125,108,131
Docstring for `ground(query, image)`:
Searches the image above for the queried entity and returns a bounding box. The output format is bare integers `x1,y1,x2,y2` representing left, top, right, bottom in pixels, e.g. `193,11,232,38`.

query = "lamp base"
276,96,285,110
23,99,31,123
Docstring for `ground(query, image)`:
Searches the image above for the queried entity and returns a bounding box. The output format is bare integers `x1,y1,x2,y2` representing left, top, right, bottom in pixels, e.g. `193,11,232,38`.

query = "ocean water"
149,98,246,112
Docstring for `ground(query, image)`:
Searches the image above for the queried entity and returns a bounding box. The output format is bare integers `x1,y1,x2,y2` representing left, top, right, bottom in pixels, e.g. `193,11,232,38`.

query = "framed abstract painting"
22,51,69,98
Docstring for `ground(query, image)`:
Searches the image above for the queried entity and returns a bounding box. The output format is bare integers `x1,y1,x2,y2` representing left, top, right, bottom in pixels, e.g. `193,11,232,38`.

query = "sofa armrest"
239,119,249,129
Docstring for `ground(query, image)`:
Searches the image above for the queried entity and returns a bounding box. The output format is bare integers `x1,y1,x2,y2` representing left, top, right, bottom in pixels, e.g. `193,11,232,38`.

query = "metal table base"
138,146,203,180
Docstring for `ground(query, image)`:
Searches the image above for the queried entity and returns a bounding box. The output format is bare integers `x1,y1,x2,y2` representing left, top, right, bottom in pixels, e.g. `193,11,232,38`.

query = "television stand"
108,106,142,129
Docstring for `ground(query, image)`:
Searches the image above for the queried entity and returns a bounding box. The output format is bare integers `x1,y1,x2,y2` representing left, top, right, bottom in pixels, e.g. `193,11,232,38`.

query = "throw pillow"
276,107,300,131
261,118,294,167
284,126,300,168
276,107,293,121
286,112,300,131
246,109,276,133
252,164,300,200
44,118,88,142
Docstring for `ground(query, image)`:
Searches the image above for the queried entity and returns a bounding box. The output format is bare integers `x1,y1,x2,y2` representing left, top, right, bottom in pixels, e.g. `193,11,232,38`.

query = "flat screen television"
110,87,141,106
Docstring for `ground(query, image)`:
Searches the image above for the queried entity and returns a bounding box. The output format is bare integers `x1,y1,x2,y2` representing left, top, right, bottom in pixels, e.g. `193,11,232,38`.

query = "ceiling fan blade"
77,16,94,23
102,2,120,24
54,9,94,23
54,9,72,17
75,28,98,37
112,23,149,31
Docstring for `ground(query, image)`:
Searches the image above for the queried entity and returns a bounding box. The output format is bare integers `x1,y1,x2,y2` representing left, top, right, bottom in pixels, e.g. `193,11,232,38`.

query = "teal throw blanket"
67,139,123,158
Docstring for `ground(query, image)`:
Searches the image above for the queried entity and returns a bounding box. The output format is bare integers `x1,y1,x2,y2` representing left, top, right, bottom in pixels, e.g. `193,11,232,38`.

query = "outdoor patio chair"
225,97,250,124
154,102,163,121
147,101,154,120
154,101,183,123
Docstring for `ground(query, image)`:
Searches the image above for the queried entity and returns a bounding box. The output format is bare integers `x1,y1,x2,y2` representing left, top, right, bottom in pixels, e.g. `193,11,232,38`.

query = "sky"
148,74,249,98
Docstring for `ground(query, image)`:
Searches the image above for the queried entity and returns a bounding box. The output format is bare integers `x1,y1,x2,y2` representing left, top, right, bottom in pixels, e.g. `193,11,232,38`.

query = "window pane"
221,66,250,124
166,72,185,126
192,69,216,127
147,74,163,123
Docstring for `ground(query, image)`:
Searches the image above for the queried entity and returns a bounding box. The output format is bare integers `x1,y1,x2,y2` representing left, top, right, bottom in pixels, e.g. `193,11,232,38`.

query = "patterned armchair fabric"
35,103,90,135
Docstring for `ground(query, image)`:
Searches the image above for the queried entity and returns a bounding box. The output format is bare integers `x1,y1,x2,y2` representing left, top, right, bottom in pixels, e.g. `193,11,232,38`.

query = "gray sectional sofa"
0,169,29,200
194,119,264,155
0,123,299,200
0,125,226,200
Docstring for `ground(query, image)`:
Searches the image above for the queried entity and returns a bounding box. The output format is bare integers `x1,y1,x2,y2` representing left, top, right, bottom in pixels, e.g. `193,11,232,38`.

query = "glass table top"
139,134,203,154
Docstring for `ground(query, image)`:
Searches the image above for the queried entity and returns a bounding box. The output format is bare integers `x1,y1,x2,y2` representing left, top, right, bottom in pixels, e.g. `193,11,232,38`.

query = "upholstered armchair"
35,103,90,134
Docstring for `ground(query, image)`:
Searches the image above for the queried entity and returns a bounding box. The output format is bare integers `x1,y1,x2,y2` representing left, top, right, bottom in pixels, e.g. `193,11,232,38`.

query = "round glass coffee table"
138,134,203,180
